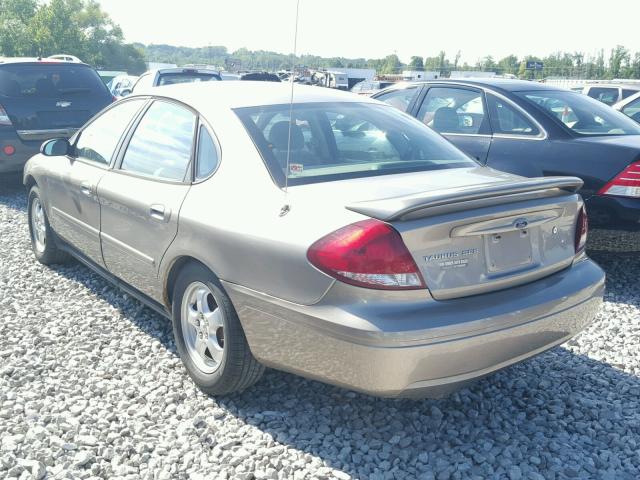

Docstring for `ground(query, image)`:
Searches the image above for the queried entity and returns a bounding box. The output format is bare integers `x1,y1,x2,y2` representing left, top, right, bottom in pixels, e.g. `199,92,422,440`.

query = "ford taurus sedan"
373,79,640,230
23,82,604,398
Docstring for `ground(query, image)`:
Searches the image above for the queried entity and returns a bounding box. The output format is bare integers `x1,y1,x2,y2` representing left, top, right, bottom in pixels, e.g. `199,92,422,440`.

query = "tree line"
144,44,640,80
2,0,639,80
0,0,146,73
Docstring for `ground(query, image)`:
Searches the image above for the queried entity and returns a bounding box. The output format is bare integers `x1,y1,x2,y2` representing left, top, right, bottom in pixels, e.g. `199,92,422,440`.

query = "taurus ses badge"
56,101,72,108
514,219,528,229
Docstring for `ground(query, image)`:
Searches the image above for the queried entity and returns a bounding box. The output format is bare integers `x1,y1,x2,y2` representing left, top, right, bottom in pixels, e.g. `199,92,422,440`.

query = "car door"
97,99,196,298
45,98,148,267
414,86,492,162
483,92,551,178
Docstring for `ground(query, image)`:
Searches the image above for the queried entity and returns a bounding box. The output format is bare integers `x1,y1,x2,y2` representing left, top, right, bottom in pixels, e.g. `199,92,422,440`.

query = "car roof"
0,57,92,67
392,78,564,93
133,81,378,109
143,67,221,75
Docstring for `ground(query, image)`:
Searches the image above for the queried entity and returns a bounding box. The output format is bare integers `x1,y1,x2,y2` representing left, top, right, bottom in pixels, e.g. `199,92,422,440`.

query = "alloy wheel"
180,282,225,374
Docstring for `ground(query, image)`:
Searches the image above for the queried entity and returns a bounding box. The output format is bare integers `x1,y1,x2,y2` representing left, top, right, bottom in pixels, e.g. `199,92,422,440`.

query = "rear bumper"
586,194,640,227
0,131,42,173
225,258,605,398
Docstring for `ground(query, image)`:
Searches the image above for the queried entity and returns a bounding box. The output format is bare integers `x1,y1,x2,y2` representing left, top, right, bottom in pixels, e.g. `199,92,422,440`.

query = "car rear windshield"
516,90,640,136
235,102,476,186
157,72,220,86
0,64,108,98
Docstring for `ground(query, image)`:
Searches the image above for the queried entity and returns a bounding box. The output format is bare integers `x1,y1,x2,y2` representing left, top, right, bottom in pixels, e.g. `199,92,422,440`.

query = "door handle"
80,181,93,196
149,204,168,221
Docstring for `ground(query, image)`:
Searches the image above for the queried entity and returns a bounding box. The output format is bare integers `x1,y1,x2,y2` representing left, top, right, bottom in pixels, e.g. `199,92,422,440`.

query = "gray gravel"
1,175,639,480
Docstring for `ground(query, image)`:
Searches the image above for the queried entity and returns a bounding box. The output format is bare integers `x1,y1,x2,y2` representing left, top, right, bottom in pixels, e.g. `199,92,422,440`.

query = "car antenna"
280,0,301,217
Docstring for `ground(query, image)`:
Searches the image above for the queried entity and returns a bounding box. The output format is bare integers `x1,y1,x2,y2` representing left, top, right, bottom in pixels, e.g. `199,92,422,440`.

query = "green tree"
0,0,37,56
380,54,402,74
408,56,424,70
0,0,146,73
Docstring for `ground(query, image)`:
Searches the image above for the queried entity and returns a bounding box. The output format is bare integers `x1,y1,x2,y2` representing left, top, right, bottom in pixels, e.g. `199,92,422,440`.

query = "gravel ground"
1,175,639,480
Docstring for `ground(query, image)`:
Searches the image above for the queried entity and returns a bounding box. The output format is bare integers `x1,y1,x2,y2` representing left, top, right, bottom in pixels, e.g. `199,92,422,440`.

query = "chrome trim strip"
17,128,78,141
100,231,155,266
51,207,99,237
443,132,492,138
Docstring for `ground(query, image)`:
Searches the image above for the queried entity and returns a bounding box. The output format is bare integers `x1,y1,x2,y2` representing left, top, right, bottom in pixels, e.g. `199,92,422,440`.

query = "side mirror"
41,138,70,156
120,89,131,97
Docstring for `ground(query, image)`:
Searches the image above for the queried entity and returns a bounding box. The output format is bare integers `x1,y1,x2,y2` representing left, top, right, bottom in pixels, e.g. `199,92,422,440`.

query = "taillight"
575,205,588,254
307,219,426,290
0,105,11,126
597,161,640,198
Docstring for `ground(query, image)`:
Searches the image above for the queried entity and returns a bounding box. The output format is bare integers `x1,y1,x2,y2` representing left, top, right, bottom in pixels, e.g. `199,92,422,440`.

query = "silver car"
24,82,605,398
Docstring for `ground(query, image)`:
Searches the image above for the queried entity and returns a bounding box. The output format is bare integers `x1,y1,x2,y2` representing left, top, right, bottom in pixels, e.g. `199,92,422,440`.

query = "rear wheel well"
164,256,212,308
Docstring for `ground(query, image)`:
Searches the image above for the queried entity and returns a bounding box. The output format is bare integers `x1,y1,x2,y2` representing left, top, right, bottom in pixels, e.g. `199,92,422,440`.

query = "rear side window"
486,94,540,136
75,99,146,165
0,64,108,98
196,126,219,180
121,101,196,181
235,102,475,187
375,87,418,112
621,89,638,99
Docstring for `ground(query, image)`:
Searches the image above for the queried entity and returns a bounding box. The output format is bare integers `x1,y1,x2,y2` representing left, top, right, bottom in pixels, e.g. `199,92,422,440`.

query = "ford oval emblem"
514,219,528,229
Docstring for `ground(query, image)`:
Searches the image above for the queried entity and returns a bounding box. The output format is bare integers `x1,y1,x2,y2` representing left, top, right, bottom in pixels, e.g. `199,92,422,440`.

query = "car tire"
28,186,70,265
171,262,264,395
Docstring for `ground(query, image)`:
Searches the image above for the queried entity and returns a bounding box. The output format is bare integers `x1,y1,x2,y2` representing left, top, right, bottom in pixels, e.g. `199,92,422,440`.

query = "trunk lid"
289,167,584,300
345,174,583,300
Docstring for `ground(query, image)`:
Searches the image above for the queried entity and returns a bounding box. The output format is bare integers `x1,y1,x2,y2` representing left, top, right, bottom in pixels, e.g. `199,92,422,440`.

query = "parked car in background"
373,79,640,230
47,54,82,63
107,74,138,98
0,57,113,173
581,84,640,106
613,91,640,123
351,80,395,95
129,67,221,94
239,72,280,82
23,81,604,398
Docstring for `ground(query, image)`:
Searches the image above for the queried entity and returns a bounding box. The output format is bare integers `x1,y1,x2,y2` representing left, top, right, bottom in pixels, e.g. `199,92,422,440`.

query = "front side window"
375,87,418,112
518,90,640,136
75,99,146,165
486,94,540,136
586,87,619,105
120,100,196,181
418,87,486,134
235,102,475,186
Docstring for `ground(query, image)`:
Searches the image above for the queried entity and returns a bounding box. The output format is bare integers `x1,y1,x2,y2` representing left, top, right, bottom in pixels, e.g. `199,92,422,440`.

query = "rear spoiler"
346,176,583,222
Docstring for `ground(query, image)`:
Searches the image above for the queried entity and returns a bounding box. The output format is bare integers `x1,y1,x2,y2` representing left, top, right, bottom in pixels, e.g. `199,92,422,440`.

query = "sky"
99,0,639,64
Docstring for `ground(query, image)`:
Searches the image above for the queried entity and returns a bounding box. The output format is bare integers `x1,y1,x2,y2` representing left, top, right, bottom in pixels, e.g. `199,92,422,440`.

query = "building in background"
402,70,439,81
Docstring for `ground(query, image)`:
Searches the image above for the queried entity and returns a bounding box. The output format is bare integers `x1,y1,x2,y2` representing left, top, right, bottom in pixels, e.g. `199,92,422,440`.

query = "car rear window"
235,102,475,187
0,64,108,98
157,72,220,86
517,90,640,136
